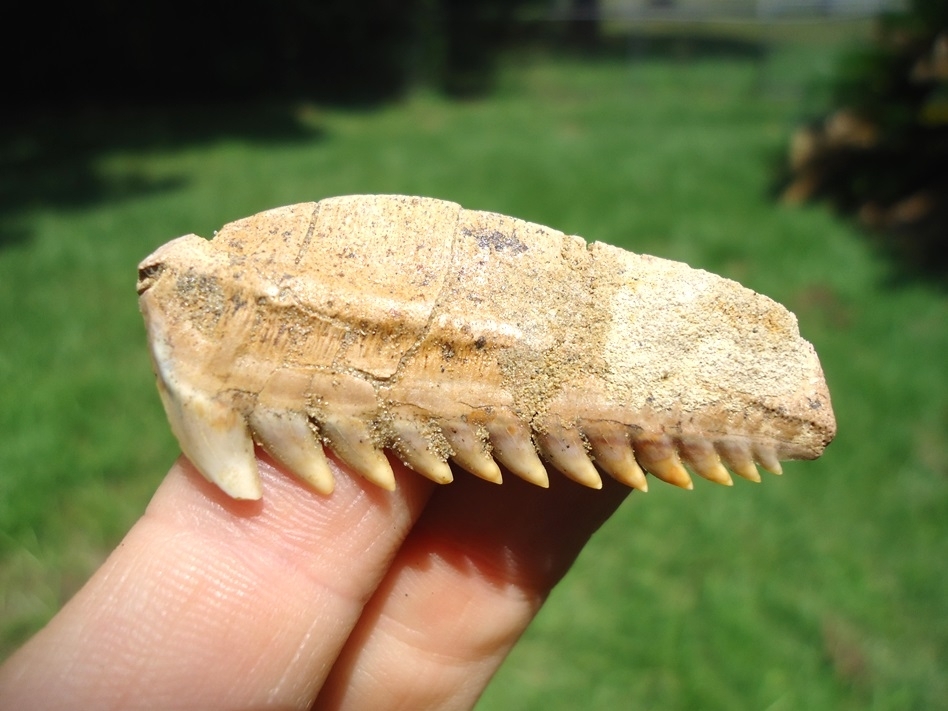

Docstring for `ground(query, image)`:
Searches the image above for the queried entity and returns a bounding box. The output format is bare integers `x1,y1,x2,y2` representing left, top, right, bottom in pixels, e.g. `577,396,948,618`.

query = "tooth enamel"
631,435,694,490
319,415,397,490
537,426,602,489
597,450,649,491
487,414,550,488
678,438,733,486
584,422,648,491
715,439,762,482
148,325,262,499
165,389,261,499
249,408,335,494
753,444,783,476
390,420,454,485
442,420,503,484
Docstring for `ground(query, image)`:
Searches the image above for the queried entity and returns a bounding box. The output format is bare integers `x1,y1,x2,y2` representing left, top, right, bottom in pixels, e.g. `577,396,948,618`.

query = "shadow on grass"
0,105,325,249
615,31,767,61
547,28,769,62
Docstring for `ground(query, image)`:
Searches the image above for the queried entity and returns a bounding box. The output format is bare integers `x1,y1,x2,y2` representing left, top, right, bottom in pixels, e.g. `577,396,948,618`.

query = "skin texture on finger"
0,454,434,711
313,472,632,711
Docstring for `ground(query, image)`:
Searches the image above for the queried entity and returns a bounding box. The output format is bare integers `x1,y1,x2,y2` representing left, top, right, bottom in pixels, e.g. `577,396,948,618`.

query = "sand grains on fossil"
138,194,836,499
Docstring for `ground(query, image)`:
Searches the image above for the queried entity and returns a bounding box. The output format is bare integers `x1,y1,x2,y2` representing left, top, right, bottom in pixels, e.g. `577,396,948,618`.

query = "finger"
314,471,631,710
0,453,434,711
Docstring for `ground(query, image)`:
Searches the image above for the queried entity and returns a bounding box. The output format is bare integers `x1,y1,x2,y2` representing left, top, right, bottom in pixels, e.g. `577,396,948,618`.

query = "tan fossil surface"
137,194,836,499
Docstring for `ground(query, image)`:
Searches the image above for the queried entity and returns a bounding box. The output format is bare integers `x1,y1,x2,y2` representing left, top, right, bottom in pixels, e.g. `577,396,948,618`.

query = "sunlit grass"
1,43,945,709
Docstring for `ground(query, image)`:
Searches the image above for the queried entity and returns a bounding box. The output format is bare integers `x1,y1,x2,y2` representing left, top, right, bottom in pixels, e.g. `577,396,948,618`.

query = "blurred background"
1,1,946,708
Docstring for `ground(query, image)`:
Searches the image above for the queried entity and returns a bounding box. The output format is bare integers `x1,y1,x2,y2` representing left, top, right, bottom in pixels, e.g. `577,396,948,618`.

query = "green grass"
2,42,946,709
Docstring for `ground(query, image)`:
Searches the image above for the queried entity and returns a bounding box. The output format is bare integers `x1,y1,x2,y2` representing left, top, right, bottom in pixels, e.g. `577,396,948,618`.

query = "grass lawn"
1,35,946,710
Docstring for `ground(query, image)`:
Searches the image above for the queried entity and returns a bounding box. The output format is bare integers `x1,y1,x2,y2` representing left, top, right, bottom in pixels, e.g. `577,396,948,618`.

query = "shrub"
780,0,948,278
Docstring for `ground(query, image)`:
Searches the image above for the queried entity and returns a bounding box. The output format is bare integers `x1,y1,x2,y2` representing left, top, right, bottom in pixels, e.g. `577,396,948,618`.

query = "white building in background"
756,0,906,18
571,0,908,21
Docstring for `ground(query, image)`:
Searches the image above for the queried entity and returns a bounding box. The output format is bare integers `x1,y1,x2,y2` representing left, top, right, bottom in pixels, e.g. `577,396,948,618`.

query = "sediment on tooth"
486,412,550,488
441,419,503,484
631,435,693,490
249,408,335,494
536,426,602,489
390,420,454,485
583,422,648,491
677,438,733,486
715,439,761,482
318,415,397,490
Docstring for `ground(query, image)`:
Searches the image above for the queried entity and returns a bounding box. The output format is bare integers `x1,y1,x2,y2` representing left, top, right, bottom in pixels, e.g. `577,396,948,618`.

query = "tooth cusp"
318,414,397,490
487,413,550,488
583,422,648,491
536,425,602,489
631,435,693,490
390,419,454,485
250,408,335,495
156,378,262,500
716,439,762,483
753,444,783,476
678,438,733,486
441,419,503,484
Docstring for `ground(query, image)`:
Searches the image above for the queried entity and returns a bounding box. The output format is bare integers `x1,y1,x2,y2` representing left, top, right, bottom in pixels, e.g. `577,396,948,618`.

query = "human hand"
0,452,629,710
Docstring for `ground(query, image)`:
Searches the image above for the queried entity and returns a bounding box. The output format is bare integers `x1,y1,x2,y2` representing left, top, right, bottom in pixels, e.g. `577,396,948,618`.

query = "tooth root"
537,426,602,489
583,422,648,492
632,435,693,490
156,379,261,500
753,444,783,476
678,438,733,486
319,415,396,491
441,420,503,484
391,421,454,485
716,439,761,482
487,414,549,488
249,408,335,495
